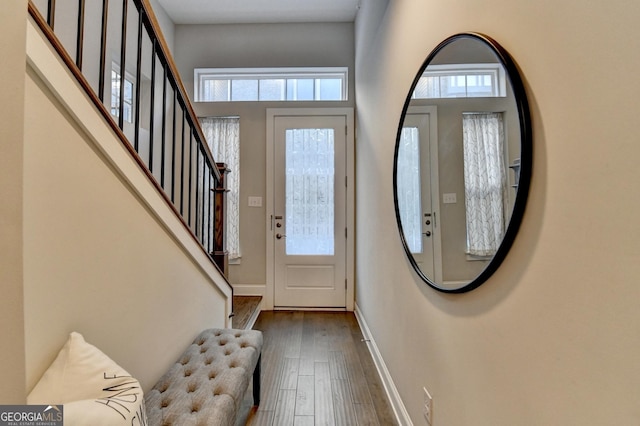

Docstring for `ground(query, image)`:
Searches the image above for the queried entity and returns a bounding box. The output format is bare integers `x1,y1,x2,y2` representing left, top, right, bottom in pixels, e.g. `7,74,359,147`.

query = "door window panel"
397,127,423,254
285,128,335,255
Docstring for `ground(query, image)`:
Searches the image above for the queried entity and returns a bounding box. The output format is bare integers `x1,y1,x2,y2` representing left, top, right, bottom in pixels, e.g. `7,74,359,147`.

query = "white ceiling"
157,0,361,25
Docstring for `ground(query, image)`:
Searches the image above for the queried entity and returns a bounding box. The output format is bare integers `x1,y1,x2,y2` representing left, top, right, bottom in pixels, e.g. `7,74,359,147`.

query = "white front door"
271,114,347,308
399,106,442,283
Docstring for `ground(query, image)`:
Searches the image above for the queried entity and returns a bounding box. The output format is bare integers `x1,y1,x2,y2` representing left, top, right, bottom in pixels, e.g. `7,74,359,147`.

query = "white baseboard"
354,304,413,426
231,284,266,297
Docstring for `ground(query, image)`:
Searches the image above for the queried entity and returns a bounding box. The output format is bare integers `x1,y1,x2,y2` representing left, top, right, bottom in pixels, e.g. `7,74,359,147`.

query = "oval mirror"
393,33,532,293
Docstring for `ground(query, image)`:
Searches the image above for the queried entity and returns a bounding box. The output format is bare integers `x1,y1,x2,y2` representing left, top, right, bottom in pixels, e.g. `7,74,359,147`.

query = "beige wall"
149,0,175,54
17,17,230,395
0,0,28,403
355,0,640,424
174,23,355,289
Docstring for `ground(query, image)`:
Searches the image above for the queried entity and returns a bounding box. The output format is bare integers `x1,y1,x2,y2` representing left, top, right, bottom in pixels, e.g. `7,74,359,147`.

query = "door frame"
405,105,443,284
265,108,355,311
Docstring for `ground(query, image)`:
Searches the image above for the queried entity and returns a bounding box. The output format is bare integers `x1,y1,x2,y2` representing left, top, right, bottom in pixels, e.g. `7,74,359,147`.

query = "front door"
399,106,442,283
272,115,347,308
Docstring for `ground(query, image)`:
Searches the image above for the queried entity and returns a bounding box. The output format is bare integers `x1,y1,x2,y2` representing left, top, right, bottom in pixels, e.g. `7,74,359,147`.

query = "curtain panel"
462,112,507,256
200,117,241,260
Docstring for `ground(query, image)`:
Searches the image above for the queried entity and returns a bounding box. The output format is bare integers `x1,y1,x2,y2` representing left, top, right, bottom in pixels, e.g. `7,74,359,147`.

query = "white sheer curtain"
285,128,335,255
462,112,507,256
200,116,241,260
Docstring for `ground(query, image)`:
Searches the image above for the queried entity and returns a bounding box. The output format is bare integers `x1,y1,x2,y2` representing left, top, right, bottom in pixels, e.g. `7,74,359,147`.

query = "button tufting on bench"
145,328,263,426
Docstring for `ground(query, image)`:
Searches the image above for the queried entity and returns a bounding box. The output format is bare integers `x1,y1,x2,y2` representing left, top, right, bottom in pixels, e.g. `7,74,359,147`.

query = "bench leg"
252,353,261,406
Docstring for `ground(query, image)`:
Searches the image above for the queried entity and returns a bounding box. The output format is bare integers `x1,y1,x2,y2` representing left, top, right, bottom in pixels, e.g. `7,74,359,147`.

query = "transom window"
413,63,507,99
194,67,348,102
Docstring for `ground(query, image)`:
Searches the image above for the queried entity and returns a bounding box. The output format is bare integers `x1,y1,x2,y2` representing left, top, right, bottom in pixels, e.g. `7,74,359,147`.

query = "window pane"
206,80,230,101
259,79,285,101
124,79,133,103
123,79,133,123
285,128,335,255
122,103,131,123
287,79,314,100
440,75,466,98
317,78,342,100
467,73,494,97
397,127,423,254
414,76,440,98
231,79,258,101
111,69,121,117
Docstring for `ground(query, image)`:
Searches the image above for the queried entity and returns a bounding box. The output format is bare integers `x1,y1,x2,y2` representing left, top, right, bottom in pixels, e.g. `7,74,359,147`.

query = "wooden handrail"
137,0,220,181
27,0,230,286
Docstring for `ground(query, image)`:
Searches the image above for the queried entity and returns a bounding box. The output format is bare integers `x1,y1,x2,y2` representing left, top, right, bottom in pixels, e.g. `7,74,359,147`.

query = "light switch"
248,196,262,207
443,193,457,204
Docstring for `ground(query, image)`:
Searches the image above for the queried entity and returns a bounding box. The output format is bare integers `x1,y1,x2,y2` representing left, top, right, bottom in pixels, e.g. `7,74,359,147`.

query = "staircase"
232,296,262,330
27,0,230,278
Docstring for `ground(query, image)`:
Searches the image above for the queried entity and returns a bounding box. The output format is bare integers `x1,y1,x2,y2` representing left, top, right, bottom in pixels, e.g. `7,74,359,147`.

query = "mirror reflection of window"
413,64,506,99
397,127,423,254
462,112,507,257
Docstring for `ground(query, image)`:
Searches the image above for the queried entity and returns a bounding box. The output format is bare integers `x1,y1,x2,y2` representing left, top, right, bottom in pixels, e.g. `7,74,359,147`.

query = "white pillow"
28,332,147,425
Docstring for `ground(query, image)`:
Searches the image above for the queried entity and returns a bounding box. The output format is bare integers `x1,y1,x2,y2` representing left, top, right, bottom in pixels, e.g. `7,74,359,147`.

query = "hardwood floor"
242,311,397,426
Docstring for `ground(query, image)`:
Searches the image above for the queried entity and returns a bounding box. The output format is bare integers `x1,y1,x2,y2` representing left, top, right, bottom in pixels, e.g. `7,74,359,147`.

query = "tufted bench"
145,328,263,426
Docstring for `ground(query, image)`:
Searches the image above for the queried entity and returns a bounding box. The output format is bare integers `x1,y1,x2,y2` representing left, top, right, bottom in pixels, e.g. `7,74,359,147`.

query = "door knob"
276,233,286,239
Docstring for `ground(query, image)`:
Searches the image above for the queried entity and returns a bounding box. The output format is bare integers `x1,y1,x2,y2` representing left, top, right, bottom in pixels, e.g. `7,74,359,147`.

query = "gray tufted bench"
145,328,263,426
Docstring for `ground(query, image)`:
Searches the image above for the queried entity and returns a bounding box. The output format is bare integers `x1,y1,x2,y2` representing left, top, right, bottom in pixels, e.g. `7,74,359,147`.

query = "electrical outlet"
423,387,433,425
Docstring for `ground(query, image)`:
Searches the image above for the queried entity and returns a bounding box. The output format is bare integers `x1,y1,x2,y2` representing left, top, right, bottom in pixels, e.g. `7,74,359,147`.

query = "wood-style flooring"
242,311,398,426
232,296,262,329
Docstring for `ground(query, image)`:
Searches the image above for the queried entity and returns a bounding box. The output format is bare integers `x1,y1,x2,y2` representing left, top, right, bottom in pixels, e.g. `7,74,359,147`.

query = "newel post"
212,163,229,277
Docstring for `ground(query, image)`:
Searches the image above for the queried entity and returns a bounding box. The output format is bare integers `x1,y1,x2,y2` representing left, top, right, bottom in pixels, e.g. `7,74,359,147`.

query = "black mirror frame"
393,32,532,293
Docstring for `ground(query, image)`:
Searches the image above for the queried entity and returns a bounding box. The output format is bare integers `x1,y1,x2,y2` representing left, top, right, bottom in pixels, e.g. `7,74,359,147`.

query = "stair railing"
28,0,229,278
